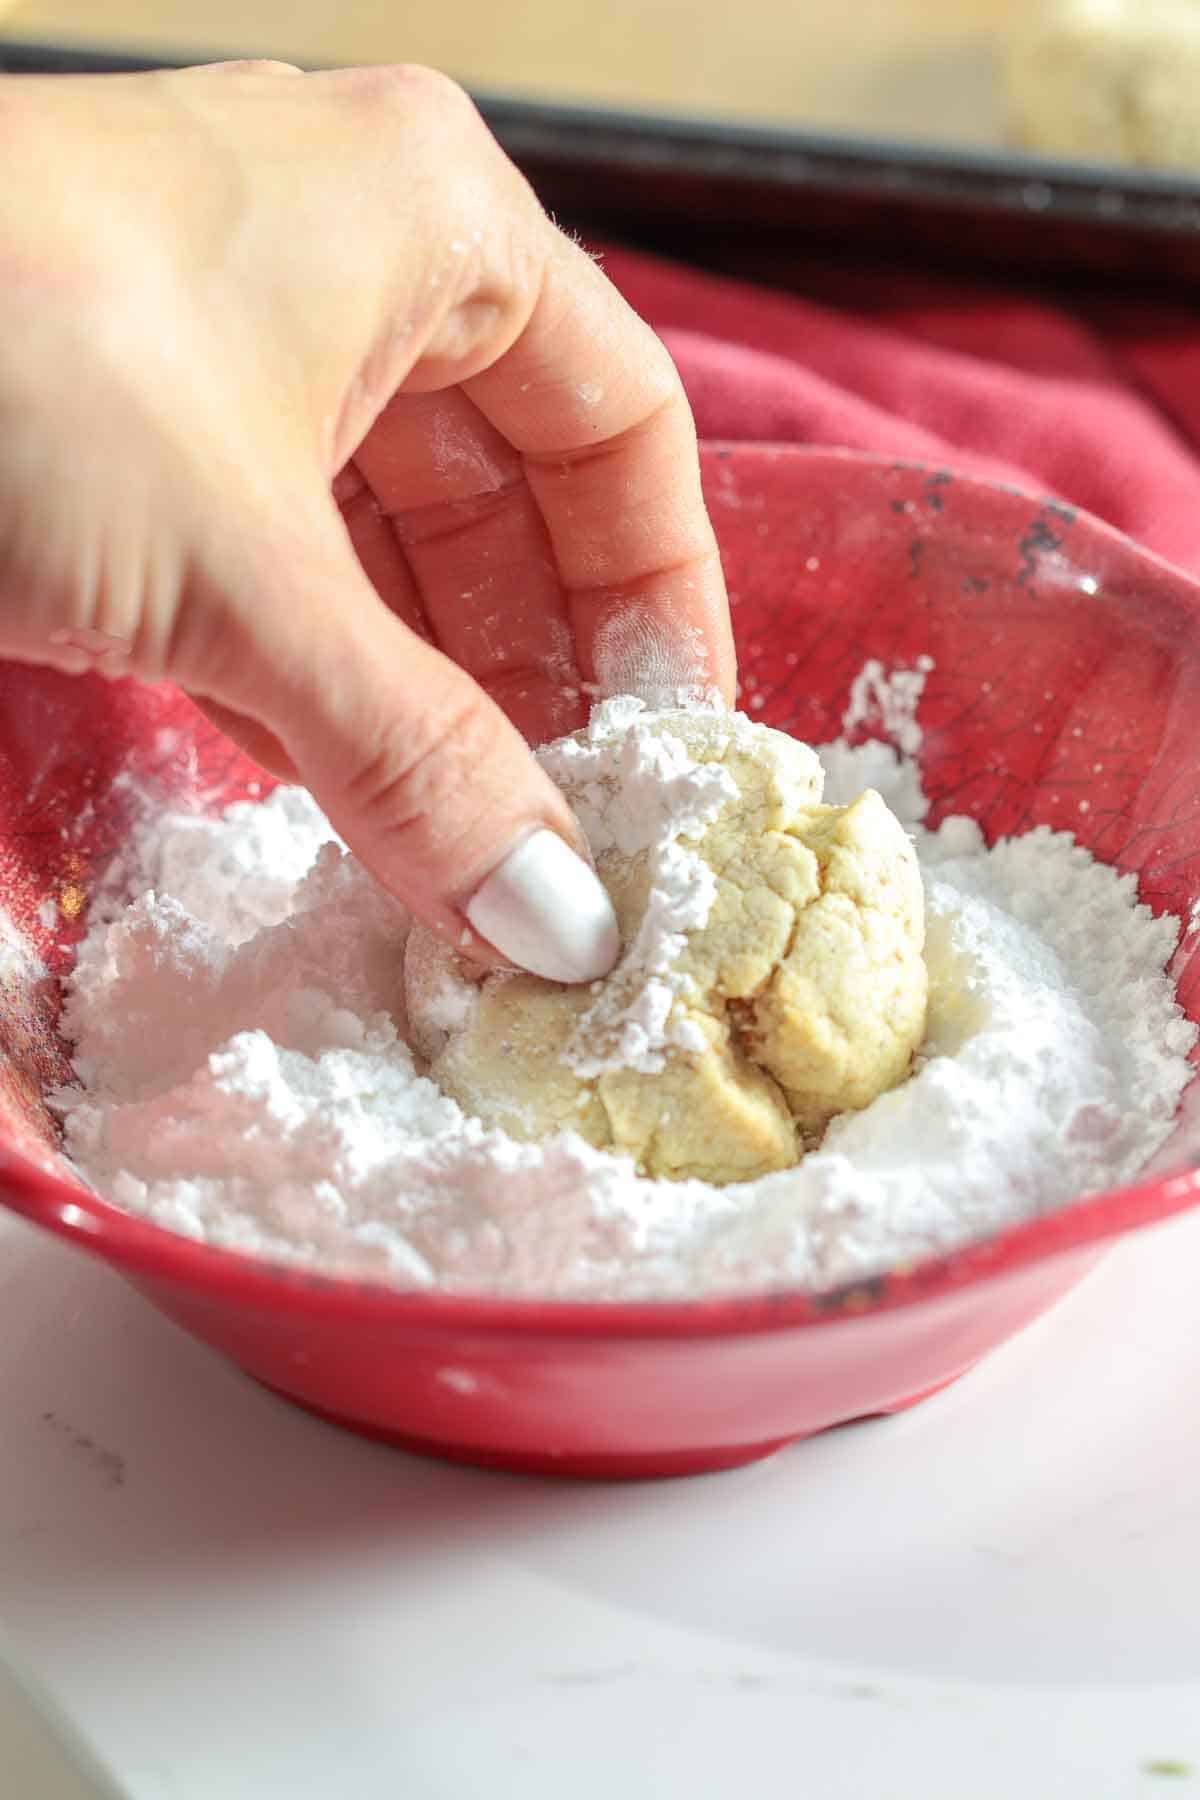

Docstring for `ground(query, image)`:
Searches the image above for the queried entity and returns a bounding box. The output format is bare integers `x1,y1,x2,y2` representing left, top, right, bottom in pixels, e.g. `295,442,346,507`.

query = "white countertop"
2,1201,1199,1799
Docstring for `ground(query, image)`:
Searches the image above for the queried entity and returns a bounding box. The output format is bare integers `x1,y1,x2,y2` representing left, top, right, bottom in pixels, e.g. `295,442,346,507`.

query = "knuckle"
398,62,475,114
633,321,687,407
238,57,304,77
225,57,303,77
178,57,303,79
335,62,539,278
343,62,480,131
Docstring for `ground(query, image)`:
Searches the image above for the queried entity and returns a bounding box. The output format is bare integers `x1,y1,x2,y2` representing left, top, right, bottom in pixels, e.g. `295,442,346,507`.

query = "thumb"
190,513,620,986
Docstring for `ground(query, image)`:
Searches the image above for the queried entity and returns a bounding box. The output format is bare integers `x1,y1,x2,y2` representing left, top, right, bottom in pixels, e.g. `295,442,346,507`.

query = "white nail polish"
466,829,620,984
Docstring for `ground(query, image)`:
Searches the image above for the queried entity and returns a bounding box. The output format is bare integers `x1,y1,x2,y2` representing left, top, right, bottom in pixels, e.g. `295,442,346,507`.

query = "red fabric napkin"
600,243,1200,576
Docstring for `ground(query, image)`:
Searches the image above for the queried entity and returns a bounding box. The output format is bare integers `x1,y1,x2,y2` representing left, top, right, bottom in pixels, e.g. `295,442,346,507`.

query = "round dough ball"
404,705,928,1185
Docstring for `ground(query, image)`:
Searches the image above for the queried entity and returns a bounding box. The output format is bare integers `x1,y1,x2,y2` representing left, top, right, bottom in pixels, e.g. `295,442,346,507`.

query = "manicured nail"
465,829,620,984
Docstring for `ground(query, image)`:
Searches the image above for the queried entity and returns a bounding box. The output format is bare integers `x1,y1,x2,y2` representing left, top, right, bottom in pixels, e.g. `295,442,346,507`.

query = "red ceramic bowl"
2,445,1200,1481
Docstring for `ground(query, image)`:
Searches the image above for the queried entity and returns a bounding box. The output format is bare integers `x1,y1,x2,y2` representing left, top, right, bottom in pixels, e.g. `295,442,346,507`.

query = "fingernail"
465,829,620,984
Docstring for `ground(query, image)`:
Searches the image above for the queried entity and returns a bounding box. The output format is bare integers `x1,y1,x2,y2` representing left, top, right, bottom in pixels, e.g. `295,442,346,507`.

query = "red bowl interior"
2,443,1199,1480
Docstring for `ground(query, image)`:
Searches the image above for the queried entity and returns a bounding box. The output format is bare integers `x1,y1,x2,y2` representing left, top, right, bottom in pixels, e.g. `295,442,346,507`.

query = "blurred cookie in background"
1007,0,1200,168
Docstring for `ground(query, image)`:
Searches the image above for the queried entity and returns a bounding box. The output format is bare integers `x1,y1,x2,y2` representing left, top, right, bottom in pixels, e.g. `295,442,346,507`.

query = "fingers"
460,237,737,708
166,63,733,719
190,498,619,983
347,389,586,743
336,464,430,643
300,67,735,712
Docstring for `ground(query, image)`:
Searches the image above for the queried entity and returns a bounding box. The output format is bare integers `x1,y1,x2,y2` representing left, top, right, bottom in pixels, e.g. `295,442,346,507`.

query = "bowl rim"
4,1148,1200,1338
710,440,1200,591
4,441,1200,1341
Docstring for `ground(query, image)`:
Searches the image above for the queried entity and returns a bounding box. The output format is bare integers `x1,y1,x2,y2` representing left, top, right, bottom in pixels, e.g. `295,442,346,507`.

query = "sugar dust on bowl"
3,447,1200,1477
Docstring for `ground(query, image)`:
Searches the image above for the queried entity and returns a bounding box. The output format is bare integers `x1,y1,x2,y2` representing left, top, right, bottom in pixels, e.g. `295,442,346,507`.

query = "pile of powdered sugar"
544,697,736,1078
49,669,1198,1299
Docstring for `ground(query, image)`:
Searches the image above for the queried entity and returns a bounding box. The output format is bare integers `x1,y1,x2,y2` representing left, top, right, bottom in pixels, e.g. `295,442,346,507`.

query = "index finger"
461,234,736,709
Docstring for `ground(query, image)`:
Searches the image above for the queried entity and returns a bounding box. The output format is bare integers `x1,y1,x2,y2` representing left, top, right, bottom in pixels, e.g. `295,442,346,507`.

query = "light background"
0,0,1026,146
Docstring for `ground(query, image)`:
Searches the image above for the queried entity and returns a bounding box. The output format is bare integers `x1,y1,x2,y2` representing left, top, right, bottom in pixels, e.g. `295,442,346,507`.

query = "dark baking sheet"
6,35,1200,295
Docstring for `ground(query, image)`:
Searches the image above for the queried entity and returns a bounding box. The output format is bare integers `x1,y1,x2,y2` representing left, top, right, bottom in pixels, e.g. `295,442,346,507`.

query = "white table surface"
2,1201,1199,1800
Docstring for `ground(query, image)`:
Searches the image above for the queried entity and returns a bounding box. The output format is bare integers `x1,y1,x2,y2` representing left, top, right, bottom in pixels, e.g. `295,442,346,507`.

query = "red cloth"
600,244,1200,575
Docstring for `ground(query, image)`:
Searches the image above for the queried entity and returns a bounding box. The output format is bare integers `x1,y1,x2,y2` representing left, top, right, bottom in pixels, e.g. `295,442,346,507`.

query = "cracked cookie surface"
405,706,928,1184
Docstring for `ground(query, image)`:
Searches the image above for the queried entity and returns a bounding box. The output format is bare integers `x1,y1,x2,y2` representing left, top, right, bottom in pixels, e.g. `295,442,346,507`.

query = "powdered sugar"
0,909,45,988
842,654,934,758
48,669,1198,1299
541,697,736,1076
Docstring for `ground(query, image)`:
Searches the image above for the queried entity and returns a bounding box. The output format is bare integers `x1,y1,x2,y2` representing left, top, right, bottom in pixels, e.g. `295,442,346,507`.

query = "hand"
0,61,734,981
